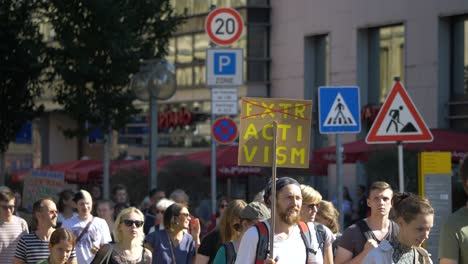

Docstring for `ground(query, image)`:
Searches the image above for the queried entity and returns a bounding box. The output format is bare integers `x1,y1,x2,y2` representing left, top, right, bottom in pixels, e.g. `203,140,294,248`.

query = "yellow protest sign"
238,97,312,168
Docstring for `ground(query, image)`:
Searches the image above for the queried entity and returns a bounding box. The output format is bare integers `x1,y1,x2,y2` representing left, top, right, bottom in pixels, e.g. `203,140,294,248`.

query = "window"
358,24,405,107
378,25,405,102
304,34,329,150
176,35,193,64
451,16,468,96
194,34,209,61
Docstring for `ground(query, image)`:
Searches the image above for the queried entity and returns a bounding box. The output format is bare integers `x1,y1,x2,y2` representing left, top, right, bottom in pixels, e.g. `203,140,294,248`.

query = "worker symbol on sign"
323,93,357,126
386,105,417,133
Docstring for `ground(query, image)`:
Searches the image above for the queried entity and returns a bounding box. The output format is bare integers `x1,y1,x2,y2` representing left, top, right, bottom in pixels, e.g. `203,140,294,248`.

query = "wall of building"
269,0,468,199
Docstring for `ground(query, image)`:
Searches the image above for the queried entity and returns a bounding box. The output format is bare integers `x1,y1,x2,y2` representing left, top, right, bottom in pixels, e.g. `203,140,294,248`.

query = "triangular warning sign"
366,81,433,144
323,93,357,127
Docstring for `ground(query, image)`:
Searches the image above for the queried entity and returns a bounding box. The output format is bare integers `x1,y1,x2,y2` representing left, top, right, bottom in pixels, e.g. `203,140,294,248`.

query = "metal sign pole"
269,121,278,259
336,134,344,232
398,141,404,192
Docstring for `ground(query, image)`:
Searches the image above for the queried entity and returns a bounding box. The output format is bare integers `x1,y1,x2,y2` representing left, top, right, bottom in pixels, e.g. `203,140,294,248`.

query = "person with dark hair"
236,177,334,264
0,187,29,263
112,184,131,207
335,181,399,264
143,188,166,234
439,155,468,264
13,198,77,264
91,207,152,264
37,228,77,264
355,185,368,221
57,190,77,227
362,192,434,263
62,190,112,264
145,203,201,263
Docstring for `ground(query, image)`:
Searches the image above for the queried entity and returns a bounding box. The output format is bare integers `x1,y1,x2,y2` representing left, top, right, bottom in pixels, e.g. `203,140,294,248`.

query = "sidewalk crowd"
0,155,466,264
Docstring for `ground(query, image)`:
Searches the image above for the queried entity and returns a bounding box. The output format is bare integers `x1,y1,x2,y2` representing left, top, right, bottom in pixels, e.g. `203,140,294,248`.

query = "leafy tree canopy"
46,0,182,138
0,0,47,154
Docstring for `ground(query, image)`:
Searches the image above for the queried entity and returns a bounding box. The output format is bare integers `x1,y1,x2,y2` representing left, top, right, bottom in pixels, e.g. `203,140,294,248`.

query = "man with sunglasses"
13,198,77,264
0,187,29,263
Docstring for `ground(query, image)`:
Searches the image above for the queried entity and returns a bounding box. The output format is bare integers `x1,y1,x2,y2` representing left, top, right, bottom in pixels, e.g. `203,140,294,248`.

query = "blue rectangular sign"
319,86,361,134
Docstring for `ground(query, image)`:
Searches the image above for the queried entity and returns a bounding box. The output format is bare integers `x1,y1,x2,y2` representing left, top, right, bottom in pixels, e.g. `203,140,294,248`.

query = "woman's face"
176,207,191,230
398,213,434,247
49,240,73,264
300,202,319,222
119,212,144,240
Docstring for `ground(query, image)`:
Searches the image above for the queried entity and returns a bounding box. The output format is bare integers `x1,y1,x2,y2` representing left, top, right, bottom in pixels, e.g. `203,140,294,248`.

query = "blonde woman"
299,184,335,264
91,207,152,264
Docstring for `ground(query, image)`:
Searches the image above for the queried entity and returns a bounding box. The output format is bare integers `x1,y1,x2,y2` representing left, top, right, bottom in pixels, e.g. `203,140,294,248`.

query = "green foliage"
364,149,419,193
0,0,47,154
45,0,183,138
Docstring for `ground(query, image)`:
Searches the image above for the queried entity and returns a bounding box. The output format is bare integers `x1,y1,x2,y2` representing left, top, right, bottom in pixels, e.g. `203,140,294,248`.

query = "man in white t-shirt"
63,190,112,264
235,177,333,264
0,187,29,263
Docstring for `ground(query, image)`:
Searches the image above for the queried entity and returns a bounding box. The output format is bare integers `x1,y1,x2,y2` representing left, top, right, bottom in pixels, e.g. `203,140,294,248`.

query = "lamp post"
131,59,176,189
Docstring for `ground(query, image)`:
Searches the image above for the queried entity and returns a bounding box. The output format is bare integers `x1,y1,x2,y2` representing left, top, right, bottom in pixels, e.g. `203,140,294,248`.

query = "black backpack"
254,221,327,264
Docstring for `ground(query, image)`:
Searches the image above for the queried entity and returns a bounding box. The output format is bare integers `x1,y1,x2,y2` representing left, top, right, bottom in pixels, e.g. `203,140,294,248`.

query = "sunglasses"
123,219,144,228
306,204,320,210
0,205,15,211
156,210,165,214
178,212,190,217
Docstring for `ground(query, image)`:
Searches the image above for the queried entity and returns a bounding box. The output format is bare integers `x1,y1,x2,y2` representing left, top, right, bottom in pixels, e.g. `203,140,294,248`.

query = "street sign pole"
398,141,404,192
336,134,344,232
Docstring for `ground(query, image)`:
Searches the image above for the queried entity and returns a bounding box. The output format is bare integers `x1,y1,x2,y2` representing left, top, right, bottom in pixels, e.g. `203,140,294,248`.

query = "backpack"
356,219,398,242
223,241,236,264
254,221,327,264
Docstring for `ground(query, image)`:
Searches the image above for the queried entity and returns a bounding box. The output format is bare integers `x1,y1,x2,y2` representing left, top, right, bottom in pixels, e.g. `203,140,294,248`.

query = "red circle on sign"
205,8,244,46
212,117,238,144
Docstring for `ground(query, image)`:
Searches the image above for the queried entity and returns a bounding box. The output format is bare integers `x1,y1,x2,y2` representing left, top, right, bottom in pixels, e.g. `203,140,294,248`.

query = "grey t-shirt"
338,219,399,257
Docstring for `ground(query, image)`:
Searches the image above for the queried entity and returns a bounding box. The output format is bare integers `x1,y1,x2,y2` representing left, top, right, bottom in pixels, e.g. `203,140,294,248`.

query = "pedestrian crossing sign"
366,81,433,144
319,86,361,134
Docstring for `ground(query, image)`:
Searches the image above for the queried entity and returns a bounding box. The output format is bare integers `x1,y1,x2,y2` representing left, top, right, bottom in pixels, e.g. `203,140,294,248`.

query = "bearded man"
235,177,329,264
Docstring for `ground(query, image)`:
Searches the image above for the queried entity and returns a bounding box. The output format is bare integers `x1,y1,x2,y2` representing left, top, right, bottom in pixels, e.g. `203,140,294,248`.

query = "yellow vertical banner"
418,152,452,195
238,97,313,168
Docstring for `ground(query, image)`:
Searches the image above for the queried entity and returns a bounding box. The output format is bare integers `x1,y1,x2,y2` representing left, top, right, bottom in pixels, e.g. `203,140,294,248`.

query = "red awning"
312,129,468,164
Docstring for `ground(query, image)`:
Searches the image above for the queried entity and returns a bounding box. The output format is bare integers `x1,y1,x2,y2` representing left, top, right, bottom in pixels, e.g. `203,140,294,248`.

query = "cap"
240,202,270,220
263,177,300,205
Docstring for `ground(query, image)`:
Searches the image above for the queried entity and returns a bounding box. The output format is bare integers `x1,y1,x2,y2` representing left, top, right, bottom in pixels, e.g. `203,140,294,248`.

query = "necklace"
115,245,141,264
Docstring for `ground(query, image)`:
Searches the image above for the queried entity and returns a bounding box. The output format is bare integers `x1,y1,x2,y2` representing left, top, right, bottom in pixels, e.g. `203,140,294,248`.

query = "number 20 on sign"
205,7,244,46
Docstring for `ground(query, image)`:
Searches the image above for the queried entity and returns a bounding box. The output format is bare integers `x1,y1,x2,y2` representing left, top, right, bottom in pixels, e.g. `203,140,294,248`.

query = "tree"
45,0,182,197
0,0,47,185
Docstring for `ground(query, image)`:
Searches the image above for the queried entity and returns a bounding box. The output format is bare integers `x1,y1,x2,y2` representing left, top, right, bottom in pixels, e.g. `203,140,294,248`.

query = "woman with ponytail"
362,192,434,264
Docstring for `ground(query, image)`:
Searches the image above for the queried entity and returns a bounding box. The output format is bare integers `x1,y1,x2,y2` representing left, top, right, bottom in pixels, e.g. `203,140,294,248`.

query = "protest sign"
238,97,312,168
22,170,65,211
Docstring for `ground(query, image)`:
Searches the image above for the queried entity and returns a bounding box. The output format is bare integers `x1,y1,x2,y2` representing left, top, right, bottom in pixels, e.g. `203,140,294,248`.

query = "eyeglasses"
123,219,144,228
178,212,190,217
306,204,320,210
0,205,15,211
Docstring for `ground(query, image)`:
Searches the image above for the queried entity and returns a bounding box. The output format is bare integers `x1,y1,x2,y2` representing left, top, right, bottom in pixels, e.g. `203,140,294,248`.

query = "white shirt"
235,221,333,264
62,216,112,264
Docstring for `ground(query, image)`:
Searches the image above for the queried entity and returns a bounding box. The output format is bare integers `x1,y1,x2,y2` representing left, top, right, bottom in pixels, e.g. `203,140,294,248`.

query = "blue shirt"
145,229,195,264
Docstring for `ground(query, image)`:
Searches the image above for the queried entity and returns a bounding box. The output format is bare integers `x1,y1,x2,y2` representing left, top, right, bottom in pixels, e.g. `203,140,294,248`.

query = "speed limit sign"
205,7,244,46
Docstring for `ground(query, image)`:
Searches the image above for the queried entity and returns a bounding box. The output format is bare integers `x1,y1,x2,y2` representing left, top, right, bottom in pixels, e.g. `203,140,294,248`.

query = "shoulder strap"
76,217,94,243
314,223,326,256
356,219,374,241
224,241,236,264
254,222,269,264
298,221,314,263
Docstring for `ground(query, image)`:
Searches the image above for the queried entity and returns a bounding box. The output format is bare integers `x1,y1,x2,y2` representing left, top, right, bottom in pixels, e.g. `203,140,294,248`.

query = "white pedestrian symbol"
323,93,357,126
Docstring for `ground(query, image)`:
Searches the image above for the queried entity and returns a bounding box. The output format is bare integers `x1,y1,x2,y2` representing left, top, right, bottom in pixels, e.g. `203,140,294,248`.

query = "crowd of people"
0,155,466,263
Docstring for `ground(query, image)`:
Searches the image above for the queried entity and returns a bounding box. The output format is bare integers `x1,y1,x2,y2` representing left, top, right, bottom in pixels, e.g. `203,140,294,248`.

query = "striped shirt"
14,231,77,264
0,215,29,263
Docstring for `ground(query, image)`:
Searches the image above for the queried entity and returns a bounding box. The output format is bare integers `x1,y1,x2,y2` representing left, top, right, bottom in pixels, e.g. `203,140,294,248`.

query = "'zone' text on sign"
238,97,312,168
